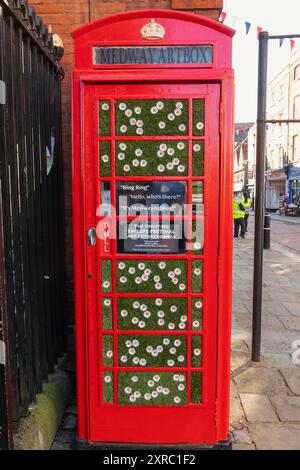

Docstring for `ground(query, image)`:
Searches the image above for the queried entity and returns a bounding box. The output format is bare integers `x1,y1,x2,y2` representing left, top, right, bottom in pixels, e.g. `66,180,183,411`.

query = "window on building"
278,115,283,137
293,95,300,119
294,65,300,81
292,135,300,162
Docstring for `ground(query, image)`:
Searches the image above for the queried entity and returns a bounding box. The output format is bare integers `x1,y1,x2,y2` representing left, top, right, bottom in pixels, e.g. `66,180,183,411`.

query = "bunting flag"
279,38,284,48
257,26,263,38
245,22,252,35
220,11,227,23
290,39,296,52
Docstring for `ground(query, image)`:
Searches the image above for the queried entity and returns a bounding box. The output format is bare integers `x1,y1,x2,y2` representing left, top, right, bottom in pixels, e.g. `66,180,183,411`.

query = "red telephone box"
72,10,234,446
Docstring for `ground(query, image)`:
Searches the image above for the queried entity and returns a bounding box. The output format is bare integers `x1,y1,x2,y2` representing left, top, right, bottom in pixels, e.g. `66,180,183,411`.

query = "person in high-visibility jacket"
233,193,246,238
242,191,252,232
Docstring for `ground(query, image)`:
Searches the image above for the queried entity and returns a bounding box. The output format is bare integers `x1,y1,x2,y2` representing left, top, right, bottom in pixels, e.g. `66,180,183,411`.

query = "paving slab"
279,369,300,395
283,302,300,316
271,395,300,422
239,394,278,423
234,367,288,396
230,397,246,424
278,315,300,331
248,423,300,450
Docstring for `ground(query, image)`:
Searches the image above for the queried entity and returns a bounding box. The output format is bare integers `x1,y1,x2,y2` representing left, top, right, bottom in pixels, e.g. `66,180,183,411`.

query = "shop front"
266,169,287,211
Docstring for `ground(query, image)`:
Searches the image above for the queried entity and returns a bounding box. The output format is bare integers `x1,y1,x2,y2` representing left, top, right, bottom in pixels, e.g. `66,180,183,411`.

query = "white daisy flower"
141,274,149,282
120,355,127,363
194,242,201,250
138,263,145,270
179,375,185,382
132,317,139,324
139,358,147,366
119,102,126,111
196,122,204,130
128,267,136,275
174,339,181,347
134,391,141,398
174,268,181,275
193,320,200,328
104,299,111,307
123,164,130,172
101,154,109,163
154,275,160,283
168,113,175,121
106,350,113,358
177,355,185,362
125,109,132,117
135,277,142,284
178,165,185,172
166,162,174,170
144,311,151,319
117,149,125,158
130,117,136,126
140,304,147,311
178,124,186,132
136,127,144,135
134,107,141,114
178,383,185,391
157,164,165,172
151,391,158,398
120,310,128,318
133,357,139,364
193,143,201,152
152,350,159,357
157,345,163,353
167,359,175,367
152,376,160,384
151,106,158,114
172,278,179,285
125,386,132,394
144,393,151,400
104,375,111,383
170,305,177,313
118,262,126,270
168,323,175,330
158,319,165,326
132,340,139,348
174,108,182,117
128,348,136,355
140,159,147,167
120,125,127,133
146,345,153,354
174,375,180,382
181,315,187,322
129,395,136,402
155,283,162,290
138,320,145,329
157,150,164,158
158,121,166,129
132,159,139,167
156,101,164,110
168,271,175,279
102,281,110,289
135,148,143,157
194,268,202,276
157,310,165,318
136,120,143,127
176,102,183,109
133,301,140,309
179,322,186,330
163,338,170,345
158,262,166,269
160,143,167,151
174,396,181,404
194,348,201,356
179,283,186,291
169,347,176,355
125,340,132,348
144,268,151,275
195,301,203,309
177,142,185,150
120,276,127,284
163,388,169,395
101,103,109,111
157,386,164,393
148,380,155,387
156,298,163,306
167,147,175,156
119,143,127,150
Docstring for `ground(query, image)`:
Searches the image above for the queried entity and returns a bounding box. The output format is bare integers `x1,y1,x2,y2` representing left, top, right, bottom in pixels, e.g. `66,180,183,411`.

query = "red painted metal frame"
72,10,234,445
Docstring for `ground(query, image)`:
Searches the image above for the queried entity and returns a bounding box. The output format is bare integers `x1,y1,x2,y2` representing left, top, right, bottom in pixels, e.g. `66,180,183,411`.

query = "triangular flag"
279,38,284,48
245,22,252,35
257,26,263,37
220,11,227,23
290,39,296,52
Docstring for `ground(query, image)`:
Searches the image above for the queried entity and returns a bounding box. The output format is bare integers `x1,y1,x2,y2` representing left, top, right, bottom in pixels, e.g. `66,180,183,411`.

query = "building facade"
234,123,254,193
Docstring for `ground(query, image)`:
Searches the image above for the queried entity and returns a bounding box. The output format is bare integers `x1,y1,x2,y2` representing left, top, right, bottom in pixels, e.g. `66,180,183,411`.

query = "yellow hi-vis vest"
242,197,251,209
233,200,245,219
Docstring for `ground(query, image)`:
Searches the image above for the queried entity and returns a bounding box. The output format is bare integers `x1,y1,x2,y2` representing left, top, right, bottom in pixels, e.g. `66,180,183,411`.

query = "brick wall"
29,0,223,318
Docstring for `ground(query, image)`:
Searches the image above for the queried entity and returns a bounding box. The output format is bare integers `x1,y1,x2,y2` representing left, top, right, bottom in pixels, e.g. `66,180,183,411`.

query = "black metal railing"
0,0,66,448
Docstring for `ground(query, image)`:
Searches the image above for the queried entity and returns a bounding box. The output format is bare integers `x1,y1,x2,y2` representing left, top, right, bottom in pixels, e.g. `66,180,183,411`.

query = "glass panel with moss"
118,371,187,406
191,372,202,404
100,141,110,177
116,140,188,176
103,371,114,404
192,298,203,331
118,297,188,331
102,297,113,330
116,259,187,293
101,259,112,292
192,140,204,176
193,99,205,136
192,260,203,293
115,99,188,136
102,335,114,367
191,219,204,255
191,335,202,367
118,335,186,367
99,100,111,136
192,182,204,217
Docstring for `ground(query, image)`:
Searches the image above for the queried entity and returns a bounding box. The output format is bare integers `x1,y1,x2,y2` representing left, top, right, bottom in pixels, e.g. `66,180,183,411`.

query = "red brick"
172,0,223,9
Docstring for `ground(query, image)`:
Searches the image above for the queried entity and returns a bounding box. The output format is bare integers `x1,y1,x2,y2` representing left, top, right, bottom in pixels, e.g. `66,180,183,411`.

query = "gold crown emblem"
140,19,165,40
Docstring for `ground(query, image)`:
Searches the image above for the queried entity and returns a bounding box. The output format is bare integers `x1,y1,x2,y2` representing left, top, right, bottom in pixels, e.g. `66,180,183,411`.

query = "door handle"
87,227,96,246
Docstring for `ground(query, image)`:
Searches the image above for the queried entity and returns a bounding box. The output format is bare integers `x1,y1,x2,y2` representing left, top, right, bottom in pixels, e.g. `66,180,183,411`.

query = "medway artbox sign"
93,45,213,65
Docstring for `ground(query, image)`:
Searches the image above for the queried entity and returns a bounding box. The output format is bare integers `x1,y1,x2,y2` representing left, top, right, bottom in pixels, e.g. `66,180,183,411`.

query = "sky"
224,0,300,122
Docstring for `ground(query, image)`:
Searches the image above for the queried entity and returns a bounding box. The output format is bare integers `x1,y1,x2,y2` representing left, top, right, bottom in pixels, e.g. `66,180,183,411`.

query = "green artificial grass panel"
118,371,187,406
118,334,187,368
99,100,111,136
101,260,112,292
192,259,203,293
102,335,114,367
115,140,188,176
117,297,188,331
192,298,203,331
116,259,187,293
191,372,202,404
103,371,114,404
115,99,188,136
102,298,113,330
193,99,205,136
100,141,111,177
192,140,204,176
192,219,204,255
192,335,202,367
